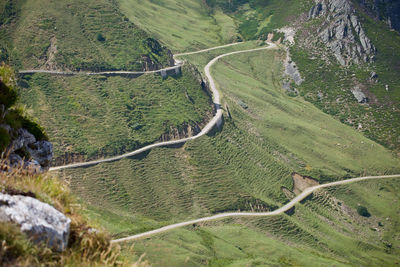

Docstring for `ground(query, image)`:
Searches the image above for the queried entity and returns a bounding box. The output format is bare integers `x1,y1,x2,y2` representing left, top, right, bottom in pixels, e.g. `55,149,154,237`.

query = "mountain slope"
0,0,214,163
62,46,400,265
0,0,172,71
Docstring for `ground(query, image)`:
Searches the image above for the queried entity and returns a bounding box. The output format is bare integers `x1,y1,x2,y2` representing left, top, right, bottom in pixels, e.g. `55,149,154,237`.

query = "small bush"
357,206,371,217
96,33,105,42
0,64,17,108
0,128,10,150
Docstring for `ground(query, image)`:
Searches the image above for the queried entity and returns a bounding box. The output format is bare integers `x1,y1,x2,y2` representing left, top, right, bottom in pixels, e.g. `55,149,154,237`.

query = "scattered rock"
351,87,368,103
282,46,303,94
385,84,389,91
370,71,377,79
0,193,71,251
276,27,296,45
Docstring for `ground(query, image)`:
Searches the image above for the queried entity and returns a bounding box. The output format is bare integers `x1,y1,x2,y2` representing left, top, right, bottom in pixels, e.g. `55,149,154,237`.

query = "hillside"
0,0,172,71
2,0,400,265
0,65,129,266
62,45,400,265
0,0,214,163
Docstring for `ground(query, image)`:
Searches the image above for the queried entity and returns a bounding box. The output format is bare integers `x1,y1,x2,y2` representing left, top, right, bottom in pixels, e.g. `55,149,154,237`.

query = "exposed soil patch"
44,36,58,71
291,172,319,195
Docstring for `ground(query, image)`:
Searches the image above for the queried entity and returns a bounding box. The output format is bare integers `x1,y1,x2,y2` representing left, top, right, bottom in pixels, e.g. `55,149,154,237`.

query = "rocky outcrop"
2,125,53,171
26,141,53,167
309,0,376,65
0,193,70,251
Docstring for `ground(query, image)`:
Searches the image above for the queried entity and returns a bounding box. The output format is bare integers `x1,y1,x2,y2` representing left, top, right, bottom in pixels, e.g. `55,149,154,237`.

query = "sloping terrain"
62,47,400,265
291,0,400,153
1,0,214,163
19,67,212,162
2,0,400,265
118,0,239,51
0,0,172,71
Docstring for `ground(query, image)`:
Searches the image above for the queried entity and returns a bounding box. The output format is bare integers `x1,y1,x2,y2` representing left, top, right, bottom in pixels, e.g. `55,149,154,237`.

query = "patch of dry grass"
0,157,142,266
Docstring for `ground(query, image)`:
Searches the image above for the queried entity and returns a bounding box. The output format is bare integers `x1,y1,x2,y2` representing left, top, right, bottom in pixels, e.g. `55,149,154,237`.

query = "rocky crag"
309,0,376,66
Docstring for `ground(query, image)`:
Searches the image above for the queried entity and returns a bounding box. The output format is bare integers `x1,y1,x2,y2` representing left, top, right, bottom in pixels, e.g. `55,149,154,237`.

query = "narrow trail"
18,42,242,75
111,174,400,243
18,65,181,76
49,42,276,171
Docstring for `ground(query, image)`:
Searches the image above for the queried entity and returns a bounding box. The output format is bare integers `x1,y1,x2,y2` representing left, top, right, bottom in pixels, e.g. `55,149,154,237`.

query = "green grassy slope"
206,0,312,39
0,0,171,71
118,0,239,52
124,178,400,266
61,47,400,265
19,67,212,161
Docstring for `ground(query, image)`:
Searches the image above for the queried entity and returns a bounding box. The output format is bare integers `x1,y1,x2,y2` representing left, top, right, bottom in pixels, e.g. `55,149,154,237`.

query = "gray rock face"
27,141,53,168
309,0,376,65
282,47,303,94
10,128,36,152
4,126,53,170
351,87,368,103
0,193,71,251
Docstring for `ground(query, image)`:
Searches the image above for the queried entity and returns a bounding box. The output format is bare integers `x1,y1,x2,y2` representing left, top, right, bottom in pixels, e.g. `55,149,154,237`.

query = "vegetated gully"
36,42,400,242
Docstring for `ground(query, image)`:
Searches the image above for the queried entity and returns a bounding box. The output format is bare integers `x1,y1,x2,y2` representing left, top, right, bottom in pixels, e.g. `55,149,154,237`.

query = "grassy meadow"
118,0,239,52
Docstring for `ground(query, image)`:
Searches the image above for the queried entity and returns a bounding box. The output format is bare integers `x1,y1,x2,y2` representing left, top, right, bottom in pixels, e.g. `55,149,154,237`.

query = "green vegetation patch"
118,0,240,52
19,67,212,161
0,0,171,71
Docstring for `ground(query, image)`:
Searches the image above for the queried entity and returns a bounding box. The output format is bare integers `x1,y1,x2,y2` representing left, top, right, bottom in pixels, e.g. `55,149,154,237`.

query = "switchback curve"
49,43,277,171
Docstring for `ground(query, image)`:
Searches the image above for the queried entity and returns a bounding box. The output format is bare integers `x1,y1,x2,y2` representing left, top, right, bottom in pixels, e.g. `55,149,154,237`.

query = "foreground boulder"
0,193,70,251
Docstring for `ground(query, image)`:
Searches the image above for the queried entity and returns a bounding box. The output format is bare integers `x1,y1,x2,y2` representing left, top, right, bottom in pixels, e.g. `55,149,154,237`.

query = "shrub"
0,64,18,108
0,128,10,150
357,206,371,217
96,33,105,42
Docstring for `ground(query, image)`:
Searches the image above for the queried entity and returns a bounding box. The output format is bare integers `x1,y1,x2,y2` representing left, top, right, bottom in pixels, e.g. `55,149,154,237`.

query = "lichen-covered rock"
309,0,376,65
0,193,70,251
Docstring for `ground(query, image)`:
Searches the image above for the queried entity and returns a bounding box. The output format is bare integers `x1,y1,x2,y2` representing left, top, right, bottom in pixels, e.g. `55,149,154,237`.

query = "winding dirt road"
49,43,276,171
34,42,400,244
111,174,400,243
